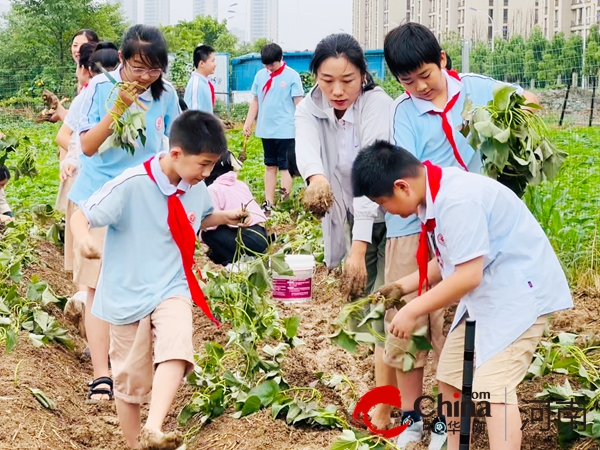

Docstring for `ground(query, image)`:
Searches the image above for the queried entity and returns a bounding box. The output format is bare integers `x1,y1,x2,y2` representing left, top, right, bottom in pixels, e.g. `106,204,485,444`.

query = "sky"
171,0,353,51
0,0,352,51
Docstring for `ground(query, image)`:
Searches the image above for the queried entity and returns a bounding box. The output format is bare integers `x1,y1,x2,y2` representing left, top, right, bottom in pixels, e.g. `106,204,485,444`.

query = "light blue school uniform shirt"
184,71,213,113
251,64,303,139
69,66,181,204
80,153,214,325
386,70,522,238
419,167,572,366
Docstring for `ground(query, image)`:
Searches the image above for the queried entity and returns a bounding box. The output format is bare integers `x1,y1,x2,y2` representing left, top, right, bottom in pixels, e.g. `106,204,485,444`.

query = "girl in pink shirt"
202,152,270,264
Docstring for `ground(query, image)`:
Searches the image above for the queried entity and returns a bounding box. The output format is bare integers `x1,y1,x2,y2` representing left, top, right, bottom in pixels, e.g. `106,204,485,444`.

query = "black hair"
89,42,120,74
352,140,422,198
78,42,98,70
193,44,215,68
121,24,169,101
445,53,452,70
310,33,376,91
73,29,99,43
169,110,227,156
384,23,443,78
260,43,283,65
204,151,234,186
179,97,189,111
0,165,10,182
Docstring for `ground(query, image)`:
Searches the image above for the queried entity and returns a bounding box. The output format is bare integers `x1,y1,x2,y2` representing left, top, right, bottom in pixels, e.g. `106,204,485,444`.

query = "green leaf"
248,260,270,294
29,333,46,348
412,335,434,351
271,253,294,276
283,316,300,339
5,329,17,352
493,126,511,144
0,299,9,315
248,380,280,407
356,303,385,328
29,388,55,410
285,402,302,424
493,85,518,110
239,395,262,417
330,329,358,353
9,262,22,283
330,430,359,450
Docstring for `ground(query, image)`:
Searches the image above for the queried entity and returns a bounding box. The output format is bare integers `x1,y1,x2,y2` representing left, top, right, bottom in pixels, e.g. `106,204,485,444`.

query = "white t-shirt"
419,167,572,367
336,107,360,216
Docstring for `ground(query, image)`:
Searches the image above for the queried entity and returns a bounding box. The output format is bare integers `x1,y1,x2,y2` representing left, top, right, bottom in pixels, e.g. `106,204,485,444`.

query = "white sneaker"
396,418,424,449
428,417,448,450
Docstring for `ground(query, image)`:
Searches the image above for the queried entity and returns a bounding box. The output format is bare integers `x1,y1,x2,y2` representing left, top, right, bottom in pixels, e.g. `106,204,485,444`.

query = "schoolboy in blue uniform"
379,22,539,449
243,43,304,214
352,141,572,450
184,44,217,113
71,111,249,450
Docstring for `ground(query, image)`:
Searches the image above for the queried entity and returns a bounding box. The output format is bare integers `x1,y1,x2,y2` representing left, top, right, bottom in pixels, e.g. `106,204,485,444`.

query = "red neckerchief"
143,157,220,328
407,70,468,171
262,62,286,99
417,161,442,296
208,80,215,107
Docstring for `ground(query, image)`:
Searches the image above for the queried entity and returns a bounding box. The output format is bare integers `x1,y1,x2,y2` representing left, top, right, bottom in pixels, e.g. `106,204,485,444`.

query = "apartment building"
109,0,137,24
250,0,279,42
193,0,219,20
144,0,170,26
354,0,600,49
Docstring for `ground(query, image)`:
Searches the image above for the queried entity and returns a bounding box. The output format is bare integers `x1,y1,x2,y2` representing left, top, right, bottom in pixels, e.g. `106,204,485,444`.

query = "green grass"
524,126,600,287
0,117,60,212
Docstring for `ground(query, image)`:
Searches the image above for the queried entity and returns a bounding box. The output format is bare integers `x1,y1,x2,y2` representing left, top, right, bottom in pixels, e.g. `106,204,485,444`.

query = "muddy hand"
303,176,334,219
377,282,403,303
342,257,367,300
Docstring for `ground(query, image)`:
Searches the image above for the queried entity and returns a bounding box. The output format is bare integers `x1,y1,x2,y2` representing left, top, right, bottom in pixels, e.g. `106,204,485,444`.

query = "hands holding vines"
224,209,251,227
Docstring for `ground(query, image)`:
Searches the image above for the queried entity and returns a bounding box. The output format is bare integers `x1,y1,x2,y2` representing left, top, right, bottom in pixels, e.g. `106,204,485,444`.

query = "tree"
161,15,238,54
0,0,127,68
233,38,271,57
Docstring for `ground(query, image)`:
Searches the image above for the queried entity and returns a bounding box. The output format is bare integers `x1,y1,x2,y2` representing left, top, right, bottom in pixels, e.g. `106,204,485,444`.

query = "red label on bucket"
272,278,312,300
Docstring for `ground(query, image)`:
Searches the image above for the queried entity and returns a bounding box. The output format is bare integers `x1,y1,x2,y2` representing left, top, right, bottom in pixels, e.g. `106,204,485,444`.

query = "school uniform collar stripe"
149,152,191,196
191,71,209,82
411,70,462,116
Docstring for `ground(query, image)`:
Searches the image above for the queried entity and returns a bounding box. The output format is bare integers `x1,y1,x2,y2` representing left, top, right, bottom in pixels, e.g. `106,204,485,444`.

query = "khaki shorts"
383,234,446,370
109,296,195,404
72,220,106,289
436,315,548,404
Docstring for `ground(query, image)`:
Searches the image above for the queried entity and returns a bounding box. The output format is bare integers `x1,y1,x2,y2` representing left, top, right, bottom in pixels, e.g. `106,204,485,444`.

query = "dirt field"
0,240,598,450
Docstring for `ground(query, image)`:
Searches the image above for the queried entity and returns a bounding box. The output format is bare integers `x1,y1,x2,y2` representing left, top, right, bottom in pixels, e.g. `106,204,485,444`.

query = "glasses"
125,61,162,76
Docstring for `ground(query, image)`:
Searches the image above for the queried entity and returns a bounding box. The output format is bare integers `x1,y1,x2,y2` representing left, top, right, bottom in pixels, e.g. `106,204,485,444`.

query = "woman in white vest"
294,33,394,428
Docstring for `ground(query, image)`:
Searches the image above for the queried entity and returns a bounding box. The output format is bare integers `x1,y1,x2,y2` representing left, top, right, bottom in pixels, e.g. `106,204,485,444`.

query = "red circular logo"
155,116,164,131
188,211,197,224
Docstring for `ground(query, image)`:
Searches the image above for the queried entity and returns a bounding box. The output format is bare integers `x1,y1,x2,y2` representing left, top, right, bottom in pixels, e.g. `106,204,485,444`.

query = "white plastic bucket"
272,255,316,303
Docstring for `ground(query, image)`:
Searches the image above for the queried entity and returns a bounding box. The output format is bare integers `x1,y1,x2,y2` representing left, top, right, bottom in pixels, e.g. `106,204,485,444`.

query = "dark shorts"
262,138,294,170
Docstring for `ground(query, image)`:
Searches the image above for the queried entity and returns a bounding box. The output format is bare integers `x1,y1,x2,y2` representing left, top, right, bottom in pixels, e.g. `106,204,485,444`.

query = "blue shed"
231,49,386,91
